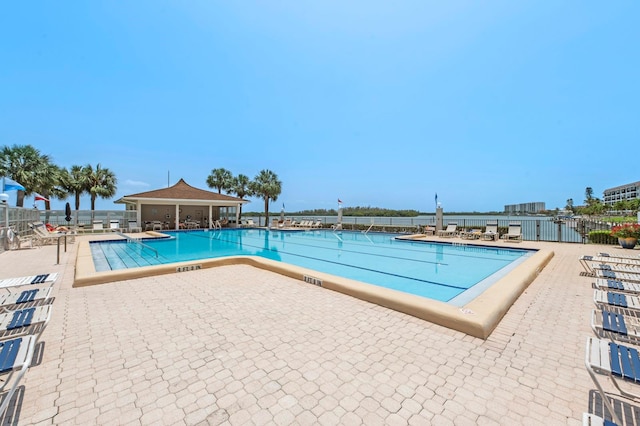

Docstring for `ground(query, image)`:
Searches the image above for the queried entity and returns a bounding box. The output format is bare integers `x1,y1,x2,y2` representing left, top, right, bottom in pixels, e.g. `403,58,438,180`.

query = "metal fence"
38,209,137,230
0,208,623,254
246,215,615,244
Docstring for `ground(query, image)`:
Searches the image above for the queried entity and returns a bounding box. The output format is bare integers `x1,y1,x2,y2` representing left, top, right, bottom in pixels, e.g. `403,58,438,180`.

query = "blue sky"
1,2,637,213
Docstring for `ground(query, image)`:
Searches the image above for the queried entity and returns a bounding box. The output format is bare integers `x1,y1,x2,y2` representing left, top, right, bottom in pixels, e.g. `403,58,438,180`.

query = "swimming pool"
90,229,534,305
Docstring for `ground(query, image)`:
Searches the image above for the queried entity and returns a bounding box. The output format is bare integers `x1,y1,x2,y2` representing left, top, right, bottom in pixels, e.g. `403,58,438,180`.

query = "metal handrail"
114,231,159,258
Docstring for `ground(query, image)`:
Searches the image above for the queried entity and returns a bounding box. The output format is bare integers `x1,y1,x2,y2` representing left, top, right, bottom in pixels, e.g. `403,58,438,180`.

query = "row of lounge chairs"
429,221,522,242
0,272,57,417
582,250,640,425
264,219,324,229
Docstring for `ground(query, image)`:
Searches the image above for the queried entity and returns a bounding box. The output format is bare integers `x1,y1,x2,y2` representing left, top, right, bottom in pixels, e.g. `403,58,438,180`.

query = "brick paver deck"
0,236,633,425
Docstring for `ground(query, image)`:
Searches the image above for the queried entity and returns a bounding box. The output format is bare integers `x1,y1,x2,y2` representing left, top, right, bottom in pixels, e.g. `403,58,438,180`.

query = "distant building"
603,181,640,206
504,202,546,214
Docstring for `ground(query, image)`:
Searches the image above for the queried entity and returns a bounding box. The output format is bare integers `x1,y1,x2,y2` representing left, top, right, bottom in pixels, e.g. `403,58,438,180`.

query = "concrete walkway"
0,235,634,425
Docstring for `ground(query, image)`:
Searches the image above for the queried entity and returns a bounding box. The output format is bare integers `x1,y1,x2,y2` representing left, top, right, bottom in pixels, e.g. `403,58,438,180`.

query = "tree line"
0,144,117,210
0,145,284,223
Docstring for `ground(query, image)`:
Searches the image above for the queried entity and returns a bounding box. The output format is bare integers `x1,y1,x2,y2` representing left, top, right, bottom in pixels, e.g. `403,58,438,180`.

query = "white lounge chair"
460,229,482,240
437,223,458,238
0,273,58,290
591,308,640,346
30,222,60,245
591,263,640,275
127,220,142,233
593,278,640,294
0,287,53,308
502,222,522,242
0,305,52,341
109,220,121,232
0,334,38,417
595,268,640,283
92,220,104,232
594,289,640,312
580,255,640,274
585,336,640,425
481,221,499,241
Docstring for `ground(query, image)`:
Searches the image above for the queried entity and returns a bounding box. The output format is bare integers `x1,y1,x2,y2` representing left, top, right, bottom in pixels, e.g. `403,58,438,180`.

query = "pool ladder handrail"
114,231,159,258
364,219,375,234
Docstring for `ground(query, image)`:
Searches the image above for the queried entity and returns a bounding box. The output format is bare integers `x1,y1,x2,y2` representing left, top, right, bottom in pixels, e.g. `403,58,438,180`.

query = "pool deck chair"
0,305,52,341
109,220,121,232
502,222,522,242
460,229,482,240
585,336,640,425
592,308,640,345
0,287,53,309
598,252,640,261
0,273,58,290
0,334,37,417
592,263,640,275
30,224,59,246
481,221,499,241
594,290,640,312
92,220,104,232
594,278,640,294
580,256,640,275
437,223,458,238
595,269,640,284
127,220,142,233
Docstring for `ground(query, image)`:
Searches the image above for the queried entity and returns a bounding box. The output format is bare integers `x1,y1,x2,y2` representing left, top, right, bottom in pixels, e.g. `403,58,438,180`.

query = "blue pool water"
90,229,534,304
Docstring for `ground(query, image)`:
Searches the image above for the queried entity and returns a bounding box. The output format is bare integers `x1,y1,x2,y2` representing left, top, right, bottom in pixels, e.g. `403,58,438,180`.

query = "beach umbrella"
65,202,72,222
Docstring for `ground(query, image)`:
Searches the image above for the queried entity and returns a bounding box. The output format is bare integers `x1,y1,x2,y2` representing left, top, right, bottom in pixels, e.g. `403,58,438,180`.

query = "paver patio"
0,235,636,425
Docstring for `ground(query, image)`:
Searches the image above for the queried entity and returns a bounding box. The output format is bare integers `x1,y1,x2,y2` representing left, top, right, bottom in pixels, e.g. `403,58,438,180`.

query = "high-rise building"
504,202,546,214
603,181,640,206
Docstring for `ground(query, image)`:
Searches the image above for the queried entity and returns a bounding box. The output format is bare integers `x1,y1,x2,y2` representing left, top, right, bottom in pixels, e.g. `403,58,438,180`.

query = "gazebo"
115,179,249,230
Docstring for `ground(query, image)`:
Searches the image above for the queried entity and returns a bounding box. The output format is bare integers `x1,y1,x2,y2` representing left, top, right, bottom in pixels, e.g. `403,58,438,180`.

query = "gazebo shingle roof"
124,178,244,202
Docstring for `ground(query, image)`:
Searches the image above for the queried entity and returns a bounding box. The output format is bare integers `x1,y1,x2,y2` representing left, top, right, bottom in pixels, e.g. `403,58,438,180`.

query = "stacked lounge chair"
0,272,58,417
584,249,640,425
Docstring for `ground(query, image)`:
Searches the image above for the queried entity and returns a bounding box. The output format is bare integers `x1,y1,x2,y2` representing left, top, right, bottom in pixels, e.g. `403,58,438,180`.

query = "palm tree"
249,169,282,226
0,144,50,207
206,168,233,194
32,163,67,210
61,165,89,210
84,164,117,210
231,174,253,217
